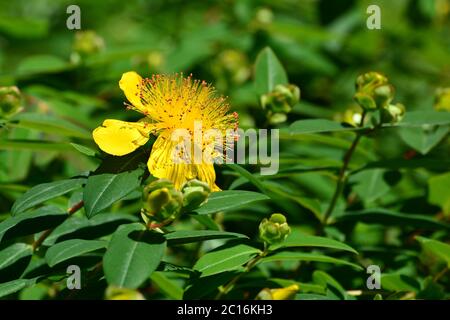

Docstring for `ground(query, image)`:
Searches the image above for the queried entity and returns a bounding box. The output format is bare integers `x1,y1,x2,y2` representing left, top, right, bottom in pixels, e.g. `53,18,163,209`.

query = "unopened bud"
373,84,395,108
355,72,388,91
141,179,183,227
181,179,211,211
434,87,450,111
261,84,301,114
73,30,105,56
354,72,396,111
381,103,405,123
353,92,376,110
259,213,291,245
0,86,22,117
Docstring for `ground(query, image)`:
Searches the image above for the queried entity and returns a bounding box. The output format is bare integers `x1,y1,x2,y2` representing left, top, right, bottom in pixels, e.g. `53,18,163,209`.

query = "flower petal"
119,71,145,111
194,163,220,191
148,133,221,190
93,119,150,156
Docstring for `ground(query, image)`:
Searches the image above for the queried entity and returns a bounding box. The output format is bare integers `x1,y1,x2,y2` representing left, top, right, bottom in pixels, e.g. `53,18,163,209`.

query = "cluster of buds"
256,284,299,300
434,87,450,112
261,84,300,124
259,213,291,245
353,72,405,124
141,179,211,228
0,86,22,118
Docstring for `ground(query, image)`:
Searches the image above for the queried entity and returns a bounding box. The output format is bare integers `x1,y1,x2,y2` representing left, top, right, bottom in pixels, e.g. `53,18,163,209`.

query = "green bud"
434,87,450,112
373,84,395,108
259,213,291,245
141,179,183,227
353,92,376,110
0,86,22,117
354,72,397,111
73,30,105,56
261,84,301,115
269,113,287,124
355,72,388,91
181,179,211,211
381,103,405,124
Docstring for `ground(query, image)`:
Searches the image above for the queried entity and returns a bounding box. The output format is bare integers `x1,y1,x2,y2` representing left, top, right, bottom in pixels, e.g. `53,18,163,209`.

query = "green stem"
215,246,269,300
322,112,367,225
32,200,84,251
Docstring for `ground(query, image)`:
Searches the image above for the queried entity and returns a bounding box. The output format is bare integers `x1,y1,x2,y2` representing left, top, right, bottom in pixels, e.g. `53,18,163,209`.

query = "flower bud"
105,286,144,300
0,86,22,117
334,106,363,126
261,84,301,114
259,213,291,245
434,87,450,111
141,179,183,227
73,30,105,56
181,179,211,211
355,72,388,91
269,113,287,125
353,92,376,110
354,72,395,110
256,284,299,300
381,103,405,124
373,84,395,108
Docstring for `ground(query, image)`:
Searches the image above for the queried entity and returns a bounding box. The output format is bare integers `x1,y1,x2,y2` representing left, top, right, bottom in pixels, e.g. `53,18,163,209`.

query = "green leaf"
193,191,270,215
70,143,98,157
150,272,183,300
11,178,85,215
0,206,67,243
0,140,75,152
289,119,359,135
0,243,32,270
398,126,448,155
190,215,221,231
10,113,91,139
355,158,450,172
225,163,267,193
428,172,450,215
193,243,261,277
0,278,37,299
0,16,48,39
416,236,450,267
334,208,450,230
83,168,144,218
399,111,450,127
43,214,138,246
261,252,363,270
254,47,288,96
295,293,338,300
45,239,107,267
183,271,237,299
16,55,70,76
165,230,248,245
288,111,450,136
381,273,420,292
313,270,349,300
349,169,390,203
103,223,166,289
269,230,358,254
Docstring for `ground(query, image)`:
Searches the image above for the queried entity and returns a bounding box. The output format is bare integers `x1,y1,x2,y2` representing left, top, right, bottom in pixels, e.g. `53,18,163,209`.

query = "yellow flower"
256,284,299,300
93,71,238,191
